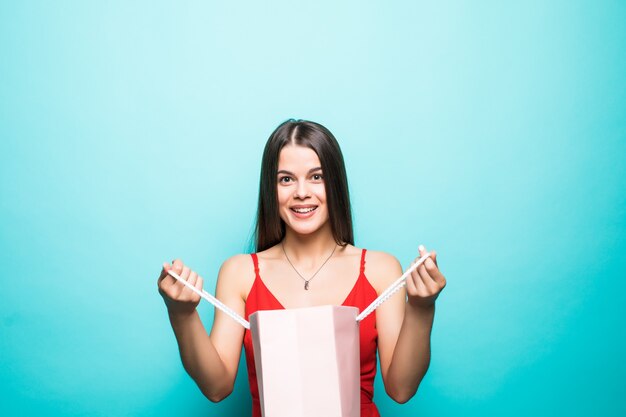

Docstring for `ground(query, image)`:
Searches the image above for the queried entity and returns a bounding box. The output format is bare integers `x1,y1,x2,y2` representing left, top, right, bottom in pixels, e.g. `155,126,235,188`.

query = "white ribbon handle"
166,251,431,328
356,252,431,322
166,269,250,329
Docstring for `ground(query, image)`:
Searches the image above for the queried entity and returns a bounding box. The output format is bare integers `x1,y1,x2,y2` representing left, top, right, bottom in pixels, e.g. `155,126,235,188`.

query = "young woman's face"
276,144,329,236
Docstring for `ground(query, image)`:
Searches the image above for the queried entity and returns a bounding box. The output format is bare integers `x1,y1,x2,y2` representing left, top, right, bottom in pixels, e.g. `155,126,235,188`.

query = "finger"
410,264,428,296
167,259,185,282
158,262,178,292
181,265,190,279
424,254,445,287
158,262,169,280
172,259,184,275
417,245,441,285
181,271,198,299
170,265,190,298
192,275,204,302
418,245,434,269
405,268,419,296
417,262,439,294
158,261,172,283
163,261,186,280
430,250,438,267
424,250,446,288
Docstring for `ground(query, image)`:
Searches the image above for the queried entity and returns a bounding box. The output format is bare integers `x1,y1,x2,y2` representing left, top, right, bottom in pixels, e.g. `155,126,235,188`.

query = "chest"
257,260,363,309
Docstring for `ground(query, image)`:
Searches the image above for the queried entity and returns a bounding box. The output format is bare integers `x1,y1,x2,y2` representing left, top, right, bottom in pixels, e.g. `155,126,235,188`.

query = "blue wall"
1,1,624,416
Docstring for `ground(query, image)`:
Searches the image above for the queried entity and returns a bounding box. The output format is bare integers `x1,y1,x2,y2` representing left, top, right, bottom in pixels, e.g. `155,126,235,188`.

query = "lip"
291,205,318,209
290,205,318,219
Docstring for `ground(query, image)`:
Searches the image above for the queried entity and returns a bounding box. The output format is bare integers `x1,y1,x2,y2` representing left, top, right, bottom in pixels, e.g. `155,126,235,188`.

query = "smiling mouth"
290,206,318,214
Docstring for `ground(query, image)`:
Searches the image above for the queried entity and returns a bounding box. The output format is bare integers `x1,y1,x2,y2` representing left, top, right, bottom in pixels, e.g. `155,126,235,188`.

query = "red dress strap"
251,253,260,277
360,248,367,275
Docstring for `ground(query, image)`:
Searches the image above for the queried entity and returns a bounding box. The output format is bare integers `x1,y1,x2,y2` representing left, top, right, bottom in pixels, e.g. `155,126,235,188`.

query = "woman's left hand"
406,245,447,309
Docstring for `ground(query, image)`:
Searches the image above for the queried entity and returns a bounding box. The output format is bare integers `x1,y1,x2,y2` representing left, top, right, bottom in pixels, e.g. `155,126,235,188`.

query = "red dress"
243,248,381,417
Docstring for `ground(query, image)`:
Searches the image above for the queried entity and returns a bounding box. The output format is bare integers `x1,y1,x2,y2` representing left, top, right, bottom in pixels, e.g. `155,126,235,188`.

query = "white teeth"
292,207,316,213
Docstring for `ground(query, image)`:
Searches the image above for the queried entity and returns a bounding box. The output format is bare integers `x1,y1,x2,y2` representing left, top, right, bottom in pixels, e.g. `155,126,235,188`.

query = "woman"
157,119,446,416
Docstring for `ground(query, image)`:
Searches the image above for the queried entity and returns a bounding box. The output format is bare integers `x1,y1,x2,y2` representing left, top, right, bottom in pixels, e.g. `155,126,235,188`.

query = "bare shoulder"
364,250,403,294
365,249,402,272
216,254,255,298
219,253,253,274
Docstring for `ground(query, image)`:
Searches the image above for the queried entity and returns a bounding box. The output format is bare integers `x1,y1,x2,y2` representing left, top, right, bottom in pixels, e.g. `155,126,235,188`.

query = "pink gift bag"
166,252,431,417
249,305,360,417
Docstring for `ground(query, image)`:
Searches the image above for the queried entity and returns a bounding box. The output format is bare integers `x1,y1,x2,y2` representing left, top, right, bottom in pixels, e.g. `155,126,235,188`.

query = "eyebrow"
277,167,322,175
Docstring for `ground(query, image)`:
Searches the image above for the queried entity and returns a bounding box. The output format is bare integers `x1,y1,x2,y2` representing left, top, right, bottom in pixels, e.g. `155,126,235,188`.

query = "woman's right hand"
157,259,204,316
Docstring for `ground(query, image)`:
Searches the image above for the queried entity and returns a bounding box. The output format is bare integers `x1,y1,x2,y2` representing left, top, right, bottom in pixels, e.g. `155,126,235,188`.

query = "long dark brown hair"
254,119,354,252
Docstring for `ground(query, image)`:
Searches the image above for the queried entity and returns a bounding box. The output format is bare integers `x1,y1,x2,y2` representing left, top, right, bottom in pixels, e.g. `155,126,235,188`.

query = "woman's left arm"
374,245,446,403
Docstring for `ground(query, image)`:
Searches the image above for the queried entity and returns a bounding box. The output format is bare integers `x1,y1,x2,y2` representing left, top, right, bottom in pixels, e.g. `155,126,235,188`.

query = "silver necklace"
281,242,337,290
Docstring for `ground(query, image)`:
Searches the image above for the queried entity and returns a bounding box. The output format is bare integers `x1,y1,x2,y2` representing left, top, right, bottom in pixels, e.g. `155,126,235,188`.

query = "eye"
278,176,292,184
312,174,323,181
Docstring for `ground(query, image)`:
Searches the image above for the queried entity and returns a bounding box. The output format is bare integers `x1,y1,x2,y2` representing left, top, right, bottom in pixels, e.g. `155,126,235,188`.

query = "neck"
282,222,337,267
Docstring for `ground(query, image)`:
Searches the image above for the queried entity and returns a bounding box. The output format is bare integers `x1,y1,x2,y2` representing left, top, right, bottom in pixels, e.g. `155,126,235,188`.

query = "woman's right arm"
157,255,249,402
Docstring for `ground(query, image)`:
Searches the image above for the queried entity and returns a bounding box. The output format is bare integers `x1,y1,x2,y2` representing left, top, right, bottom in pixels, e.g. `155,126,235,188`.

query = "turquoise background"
1,1,625,416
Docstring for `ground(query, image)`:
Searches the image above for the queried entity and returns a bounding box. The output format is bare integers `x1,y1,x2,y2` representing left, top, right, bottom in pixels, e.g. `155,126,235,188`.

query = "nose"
294,180,310,199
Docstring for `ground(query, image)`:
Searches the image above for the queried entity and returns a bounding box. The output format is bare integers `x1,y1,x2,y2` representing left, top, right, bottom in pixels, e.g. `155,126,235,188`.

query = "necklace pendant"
304,281,309,290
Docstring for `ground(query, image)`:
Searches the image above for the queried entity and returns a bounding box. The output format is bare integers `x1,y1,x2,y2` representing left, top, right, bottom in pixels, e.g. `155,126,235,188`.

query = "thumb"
159,262,173,282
